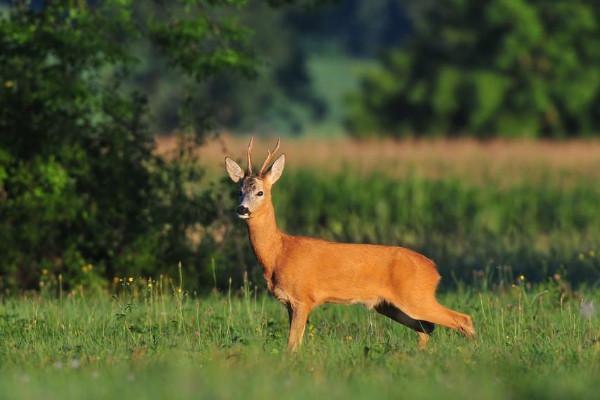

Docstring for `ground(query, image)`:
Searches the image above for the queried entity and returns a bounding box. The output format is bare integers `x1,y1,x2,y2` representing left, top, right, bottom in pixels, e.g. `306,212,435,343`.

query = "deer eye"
257,191,264,196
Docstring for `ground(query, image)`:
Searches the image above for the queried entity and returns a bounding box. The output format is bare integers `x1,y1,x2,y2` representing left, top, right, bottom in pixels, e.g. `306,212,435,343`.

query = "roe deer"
225,139,476,351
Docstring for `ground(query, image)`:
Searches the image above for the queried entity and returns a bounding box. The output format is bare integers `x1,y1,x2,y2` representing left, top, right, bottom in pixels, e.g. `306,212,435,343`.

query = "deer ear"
266,154,285,185
225,157,244,183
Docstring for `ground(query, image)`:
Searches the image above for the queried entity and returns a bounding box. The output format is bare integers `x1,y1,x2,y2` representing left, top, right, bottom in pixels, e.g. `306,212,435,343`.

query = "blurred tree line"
346,0,600,138
129,0,600,138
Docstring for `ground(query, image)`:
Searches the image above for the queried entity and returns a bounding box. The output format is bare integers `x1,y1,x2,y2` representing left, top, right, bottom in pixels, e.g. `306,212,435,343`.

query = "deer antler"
258,138,281,176
247,137,254,175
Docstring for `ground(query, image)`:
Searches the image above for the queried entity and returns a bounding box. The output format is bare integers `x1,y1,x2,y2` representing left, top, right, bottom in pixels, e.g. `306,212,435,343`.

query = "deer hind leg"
374,302,435,350
286,302,312,352
403,299,476,338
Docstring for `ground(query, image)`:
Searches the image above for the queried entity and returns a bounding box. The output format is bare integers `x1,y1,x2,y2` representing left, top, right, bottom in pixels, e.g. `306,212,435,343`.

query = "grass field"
2,137,599,398
0,280,599,399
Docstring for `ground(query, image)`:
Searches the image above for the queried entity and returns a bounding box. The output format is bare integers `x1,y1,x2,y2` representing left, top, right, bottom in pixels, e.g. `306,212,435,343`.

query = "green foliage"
0,0,265,291
0,287,599,399
346,0,600,138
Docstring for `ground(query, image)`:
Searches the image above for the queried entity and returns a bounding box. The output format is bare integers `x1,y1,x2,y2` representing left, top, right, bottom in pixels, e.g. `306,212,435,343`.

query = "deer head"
225,138,285,219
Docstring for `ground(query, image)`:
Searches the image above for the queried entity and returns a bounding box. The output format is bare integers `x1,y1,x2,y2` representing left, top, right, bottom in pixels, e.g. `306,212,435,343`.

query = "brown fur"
226,142,476,351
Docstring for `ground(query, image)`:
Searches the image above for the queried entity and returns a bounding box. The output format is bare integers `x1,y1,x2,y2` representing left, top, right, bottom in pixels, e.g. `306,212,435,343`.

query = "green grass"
1,280,599,399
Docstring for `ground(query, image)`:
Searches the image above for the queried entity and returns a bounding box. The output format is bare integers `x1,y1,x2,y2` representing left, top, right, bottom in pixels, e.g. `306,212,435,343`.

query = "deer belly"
316,274,387,308
321,294,384,309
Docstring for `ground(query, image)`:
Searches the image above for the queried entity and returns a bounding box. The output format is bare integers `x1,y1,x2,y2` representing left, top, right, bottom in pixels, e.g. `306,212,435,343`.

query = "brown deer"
225,139,475,351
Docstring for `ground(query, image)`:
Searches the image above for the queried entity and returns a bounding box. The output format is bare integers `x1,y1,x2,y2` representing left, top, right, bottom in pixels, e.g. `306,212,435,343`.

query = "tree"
345,0,600,138
0,0,272,291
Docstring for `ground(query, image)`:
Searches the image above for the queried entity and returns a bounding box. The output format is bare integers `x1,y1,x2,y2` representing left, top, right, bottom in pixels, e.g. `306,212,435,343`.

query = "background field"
159,135,600,183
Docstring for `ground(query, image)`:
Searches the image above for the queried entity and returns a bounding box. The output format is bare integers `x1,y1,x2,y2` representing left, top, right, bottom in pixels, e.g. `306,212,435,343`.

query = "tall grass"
0,281,598,399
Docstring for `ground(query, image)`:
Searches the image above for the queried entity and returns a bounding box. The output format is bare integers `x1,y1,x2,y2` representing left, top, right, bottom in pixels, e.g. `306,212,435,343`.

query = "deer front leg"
287,303,311,352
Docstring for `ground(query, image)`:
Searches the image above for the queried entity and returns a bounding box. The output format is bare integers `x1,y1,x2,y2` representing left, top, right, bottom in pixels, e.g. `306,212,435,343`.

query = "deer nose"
237,206,250,216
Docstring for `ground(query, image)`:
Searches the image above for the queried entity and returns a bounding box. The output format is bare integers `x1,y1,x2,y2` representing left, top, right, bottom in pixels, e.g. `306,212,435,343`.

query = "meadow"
1,137,600,399
0,280,599,399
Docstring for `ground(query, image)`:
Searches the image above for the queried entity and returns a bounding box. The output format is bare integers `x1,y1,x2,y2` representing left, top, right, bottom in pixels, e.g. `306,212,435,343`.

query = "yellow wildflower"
113,277,120,284
589,250,596,258
519,275,525,281
579,253,585,261
4,81,13,88
128,277,134,282
42,269,49,275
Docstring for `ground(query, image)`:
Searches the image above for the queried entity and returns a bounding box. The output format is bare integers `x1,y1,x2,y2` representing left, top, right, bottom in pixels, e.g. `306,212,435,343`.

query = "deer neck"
246,200,283,276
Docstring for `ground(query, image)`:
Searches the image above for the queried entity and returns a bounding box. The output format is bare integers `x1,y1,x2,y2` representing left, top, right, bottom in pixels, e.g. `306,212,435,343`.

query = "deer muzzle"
237,205,251,218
